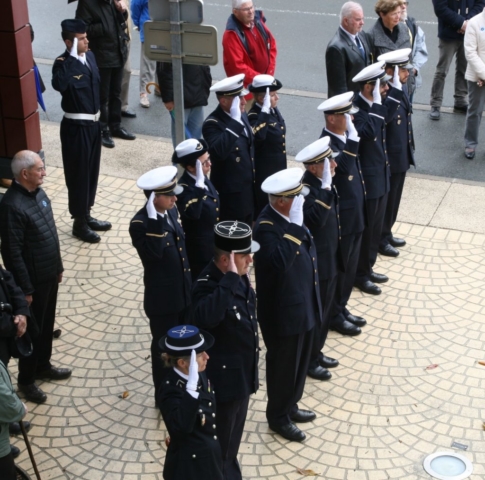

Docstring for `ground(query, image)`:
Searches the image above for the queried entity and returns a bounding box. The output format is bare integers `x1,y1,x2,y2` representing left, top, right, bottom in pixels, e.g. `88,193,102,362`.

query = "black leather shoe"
389,236,406,248
101,130,115,148
370,272,389,284
331,319,362,336
345,313,367,327
11,444,20,459
121,109,137,118
9,421,31,436
35,367,72,381
111,127,136,140
320,354,339,369
18,383,47,404
307,365,332,381
378,244,400,257
269,422,306,442
354,280,381,296
290,409,316,423
465,149,475,160
73,218,101,243
53,328,62,338
453,105,468,113
86,215,112,231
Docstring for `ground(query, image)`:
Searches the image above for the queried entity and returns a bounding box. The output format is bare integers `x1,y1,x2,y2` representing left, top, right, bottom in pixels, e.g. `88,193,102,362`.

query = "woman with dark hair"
368,0,411,58
157,325,223,480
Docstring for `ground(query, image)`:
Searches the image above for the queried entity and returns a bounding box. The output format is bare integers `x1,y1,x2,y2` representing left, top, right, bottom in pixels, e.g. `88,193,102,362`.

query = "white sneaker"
140,93,150,108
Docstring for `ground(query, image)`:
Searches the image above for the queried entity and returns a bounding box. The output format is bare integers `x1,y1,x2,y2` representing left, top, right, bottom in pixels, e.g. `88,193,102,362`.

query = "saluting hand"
289,194,305,226
195,159,206,190
230,96,242,124
392,66,402,91
321,158,332,190
345,113,360,142
262,87,271,114
372,78,381,105
186,350,199,392
146,191,157,220
227,251,238,273
70,37,79,60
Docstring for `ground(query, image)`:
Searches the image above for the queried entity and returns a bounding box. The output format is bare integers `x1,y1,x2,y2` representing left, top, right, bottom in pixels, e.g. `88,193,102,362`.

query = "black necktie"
355,35,365,61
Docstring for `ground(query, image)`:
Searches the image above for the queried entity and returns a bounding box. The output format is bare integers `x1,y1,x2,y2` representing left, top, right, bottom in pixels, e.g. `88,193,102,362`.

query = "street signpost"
146,0,218,152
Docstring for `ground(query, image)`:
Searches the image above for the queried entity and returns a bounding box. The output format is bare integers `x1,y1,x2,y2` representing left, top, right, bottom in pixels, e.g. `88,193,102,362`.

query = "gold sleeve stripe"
178,183,188,187
131,220,144,223
252,123,267,134
283,234,302,246
259,220,273,225
315,200,331,210
146,232,168,238
342,150,356,157
185,198,199,210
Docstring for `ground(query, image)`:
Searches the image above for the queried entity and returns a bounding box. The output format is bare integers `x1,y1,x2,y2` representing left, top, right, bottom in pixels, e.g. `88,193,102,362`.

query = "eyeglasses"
237,5,255,13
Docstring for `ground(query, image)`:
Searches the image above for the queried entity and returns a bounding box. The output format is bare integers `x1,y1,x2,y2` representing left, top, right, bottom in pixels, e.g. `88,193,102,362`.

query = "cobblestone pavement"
9,166,485,480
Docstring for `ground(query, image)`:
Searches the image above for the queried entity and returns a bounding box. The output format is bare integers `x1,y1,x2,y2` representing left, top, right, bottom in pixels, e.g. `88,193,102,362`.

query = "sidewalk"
10,121,485,479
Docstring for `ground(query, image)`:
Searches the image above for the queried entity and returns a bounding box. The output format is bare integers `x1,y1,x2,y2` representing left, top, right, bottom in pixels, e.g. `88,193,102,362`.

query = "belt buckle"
94,112,100,122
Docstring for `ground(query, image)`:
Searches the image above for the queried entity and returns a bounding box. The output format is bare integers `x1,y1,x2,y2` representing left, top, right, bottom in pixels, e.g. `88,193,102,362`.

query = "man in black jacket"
326,1,372,98
253,168,321,443
429,0,485,120
0,151,70,404
157,62,212,147
76,0,136,147
129,165,192,397
202,74,256,225
192,221,259,480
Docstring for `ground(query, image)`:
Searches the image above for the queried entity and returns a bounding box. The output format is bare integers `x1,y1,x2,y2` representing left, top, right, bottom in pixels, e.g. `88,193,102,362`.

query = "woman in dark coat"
157,325,223,480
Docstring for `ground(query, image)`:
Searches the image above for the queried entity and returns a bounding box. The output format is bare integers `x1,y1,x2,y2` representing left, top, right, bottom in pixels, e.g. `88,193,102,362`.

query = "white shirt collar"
270,204,290,222
340,25,357,41
359,92,373,107
325,128,347,144
174,367,189,380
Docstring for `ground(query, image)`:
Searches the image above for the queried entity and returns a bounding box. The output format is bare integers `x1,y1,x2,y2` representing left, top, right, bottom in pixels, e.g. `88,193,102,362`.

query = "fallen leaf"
165,436,171,447
482,422,485,431
478,361,485,366
120,391,129,399
296,468,319,476
425,364,439,370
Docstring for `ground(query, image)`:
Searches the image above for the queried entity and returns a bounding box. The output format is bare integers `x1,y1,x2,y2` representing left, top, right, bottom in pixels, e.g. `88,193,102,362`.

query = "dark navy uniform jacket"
302,171,341,281
202,105,255,219
157,369,223,480
253,205,322,338
352,88,402,200
52,50,100,117
247,104,287,212
323,131,366,238
176,171,220,279
386,89,415,174
192,262,258,403
129,206,191,318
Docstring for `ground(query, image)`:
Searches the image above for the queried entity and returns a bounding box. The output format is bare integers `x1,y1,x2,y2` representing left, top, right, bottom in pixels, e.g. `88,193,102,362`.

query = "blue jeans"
170,106,204,146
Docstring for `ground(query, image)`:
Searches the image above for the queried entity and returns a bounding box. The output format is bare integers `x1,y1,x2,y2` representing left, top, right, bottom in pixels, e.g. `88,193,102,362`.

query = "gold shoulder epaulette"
131,220,143,223
259,220,273,226
204,118,218,123
56,57,65,61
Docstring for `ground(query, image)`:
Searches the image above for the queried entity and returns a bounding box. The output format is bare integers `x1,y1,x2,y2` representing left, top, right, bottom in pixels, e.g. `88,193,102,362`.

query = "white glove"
146,191,157,220
186,350,199,396
262,87,271,114
321,158,332,190
372,78,381,105
289,194,304,226
392,65,402,91
345,113,360,142
195,159,207,190
70,37,79,60
230,96,242,124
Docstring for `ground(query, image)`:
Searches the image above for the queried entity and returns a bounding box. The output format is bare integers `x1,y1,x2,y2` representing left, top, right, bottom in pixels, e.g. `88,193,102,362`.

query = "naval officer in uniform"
247,75,287,217
192,221,259,480
318,92,367,336
253,168,321,443
202,74,256,225
295,137,341,381
378,48,415,257
157,325,223,480
173,139,220,280
52,19,112,243
129,166,192,397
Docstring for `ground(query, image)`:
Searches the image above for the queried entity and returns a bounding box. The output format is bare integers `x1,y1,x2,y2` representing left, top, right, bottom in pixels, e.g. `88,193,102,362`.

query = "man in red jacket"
222,0,277,100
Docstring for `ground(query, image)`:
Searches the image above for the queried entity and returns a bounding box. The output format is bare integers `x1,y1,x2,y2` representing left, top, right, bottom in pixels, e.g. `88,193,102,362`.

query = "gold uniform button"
281,126,284,130
193,455,196,459
283,150,286,153
213,199,217,203
209,402,212,406
212,413,216,417
216,208,219,211
179,248,182,251
214,436,217,440
222,365,226,369
216,217,220,221
213,425,216,429
236,157,240,162
282,134,285,138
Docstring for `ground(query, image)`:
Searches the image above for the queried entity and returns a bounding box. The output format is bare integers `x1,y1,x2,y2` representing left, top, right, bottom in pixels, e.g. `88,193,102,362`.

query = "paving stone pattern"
10,167,485,479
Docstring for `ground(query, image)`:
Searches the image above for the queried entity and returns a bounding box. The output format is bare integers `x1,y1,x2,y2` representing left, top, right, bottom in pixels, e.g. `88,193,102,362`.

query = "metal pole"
169,0,185,152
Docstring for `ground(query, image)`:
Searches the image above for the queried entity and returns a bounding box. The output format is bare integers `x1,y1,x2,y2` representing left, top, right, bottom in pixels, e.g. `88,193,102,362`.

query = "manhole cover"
423,452,473,480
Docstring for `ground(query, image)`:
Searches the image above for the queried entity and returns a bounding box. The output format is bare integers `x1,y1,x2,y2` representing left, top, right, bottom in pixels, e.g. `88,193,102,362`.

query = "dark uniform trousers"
157,369,223,480
177,171,220,281
19,279,58,385
253,206,321,427
99,66,123,132
192,263,258,480
129,206,192,394
52,50,102,217
353,91,401,282
323,132,366,324
380,90,415,248
202,105,255,225
247,104,287,217
301,172,340,368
